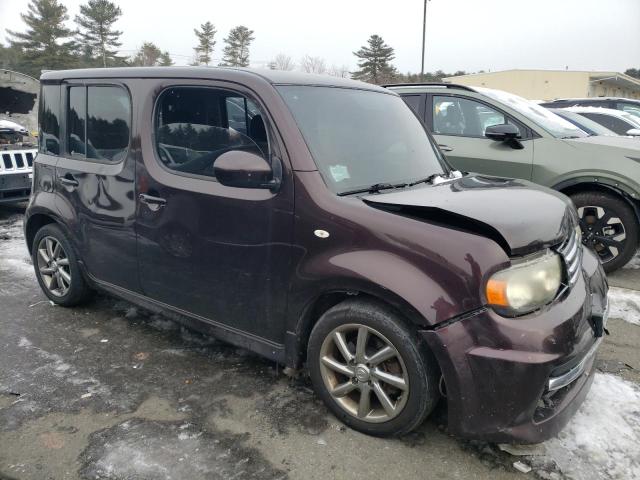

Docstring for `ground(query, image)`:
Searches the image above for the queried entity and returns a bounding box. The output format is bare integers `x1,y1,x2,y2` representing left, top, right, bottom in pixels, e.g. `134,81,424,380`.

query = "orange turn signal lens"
486,278,509,306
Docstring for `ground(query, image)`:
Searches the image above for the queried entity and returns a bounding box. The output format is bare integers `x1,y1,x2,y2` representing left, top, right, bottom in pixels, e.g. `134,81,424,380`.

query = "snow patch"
623,251,640,269
544,373,640,480
0,219,34,278
18,336,32,347
607,287,640,326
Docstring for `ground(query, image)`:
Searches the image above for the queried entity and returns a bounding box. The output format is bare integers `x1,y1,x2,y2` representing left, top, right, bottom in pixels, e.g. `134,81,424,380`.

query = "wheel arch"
554,179,640,223
284,286,429,369
25,213,59,255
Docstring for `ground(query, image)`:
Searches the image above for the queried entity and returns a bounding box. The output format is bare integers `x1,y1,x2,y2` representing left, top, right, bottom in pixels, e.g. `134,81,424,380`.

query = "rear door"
54,81,139,292
135,80,294,344
425,94,535,180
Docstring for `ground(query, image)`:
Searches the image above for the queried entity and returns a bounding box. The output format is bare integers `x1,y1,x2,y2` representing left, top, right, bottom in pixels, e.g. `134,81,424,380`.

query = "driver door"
428,94,534,180
135,83,294,344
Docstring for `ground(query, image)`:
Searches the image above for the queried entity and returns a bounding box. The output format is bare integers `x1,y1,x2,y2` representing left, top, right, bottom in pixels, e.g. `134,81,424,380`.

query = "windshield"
553,110,618,136
277,86,446,193
478,87,589,139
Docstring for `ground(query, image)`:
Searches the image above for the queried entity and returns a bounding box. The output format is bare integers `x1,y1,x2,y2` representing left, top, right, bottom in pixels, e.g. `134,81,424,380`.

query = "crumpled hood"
362,174,575,256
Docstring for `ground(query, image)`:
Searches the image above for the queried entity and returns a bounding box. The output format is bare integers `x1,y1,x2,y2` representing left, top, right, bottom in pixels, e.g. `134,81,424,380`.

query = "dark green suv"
387,83,640,272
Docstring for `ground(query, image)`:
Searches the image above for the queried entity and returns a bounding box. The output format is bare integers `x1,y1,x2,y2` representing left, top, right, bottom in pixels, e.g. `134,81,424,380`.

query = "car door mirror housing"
485,123,521,141
485,124,524,150
214,150,279,190
626,128,640,136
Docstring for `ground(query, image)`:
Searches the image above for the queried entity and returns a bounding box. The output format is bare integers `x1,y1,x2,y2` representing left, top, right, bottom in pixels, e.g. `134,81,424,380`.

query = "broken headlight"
485,250,562,316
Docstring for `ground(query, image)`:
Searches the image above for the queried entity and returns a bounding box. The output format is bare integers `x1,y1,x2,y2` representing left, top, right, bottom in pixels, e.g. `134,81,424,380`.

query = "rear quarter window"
39,84,61,155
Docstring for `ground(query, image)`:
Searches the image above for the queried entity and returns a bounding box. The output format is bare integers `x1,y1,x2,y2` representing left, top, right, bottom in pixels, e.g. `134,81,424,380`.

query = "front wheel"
307,298,439,437
571,191,639,273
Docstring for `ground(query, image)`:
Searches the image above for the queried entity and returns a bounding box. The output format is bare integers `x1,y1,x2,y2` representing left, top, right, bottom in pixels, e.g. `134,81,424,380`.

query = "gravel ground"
1,203,638,480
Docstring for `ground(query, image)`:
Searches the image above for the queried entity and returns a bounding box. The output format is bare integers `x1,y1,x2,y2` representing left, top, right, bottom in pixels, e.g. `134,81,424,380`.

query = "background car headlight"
485,250,562,315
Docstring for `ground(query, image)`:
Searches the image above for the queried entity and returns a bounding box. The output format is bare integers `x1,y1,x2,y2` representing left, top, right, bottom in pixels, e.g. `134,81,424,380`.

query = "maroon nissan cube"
25,67,609,442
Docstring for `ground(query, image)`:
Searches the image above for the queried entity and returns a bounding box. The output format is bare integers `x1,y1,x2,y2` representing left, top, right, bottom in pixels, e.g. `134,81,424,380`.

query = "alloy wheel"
318,323,409,423
36,236,72,297
577,205,627,264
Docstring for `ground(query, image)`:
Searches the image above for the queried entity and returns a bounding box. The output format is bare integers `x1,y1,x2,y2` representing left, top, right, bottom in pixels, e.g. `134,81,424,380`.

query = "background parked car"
540,97,640,120
0,119,36,204
549,108,619,137
561,106,640,137
387,83,640,272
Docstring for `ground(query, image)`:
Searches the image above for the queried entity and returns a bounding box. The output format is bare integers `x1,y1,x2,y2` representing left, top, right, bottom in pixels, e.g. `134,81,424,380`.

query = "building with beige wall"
443,69,640,101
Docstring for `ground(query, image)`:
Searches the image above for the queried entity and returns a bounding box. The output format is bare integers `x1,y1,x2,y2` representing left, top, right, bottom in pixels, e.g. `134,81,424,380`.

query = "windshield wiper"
337,182,408,197
408,173,442,187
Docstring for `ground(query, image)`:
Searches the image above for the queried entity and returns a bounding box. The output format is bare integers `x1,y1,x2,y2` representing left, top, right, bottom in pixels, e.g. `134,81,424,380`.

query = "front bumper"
0,172,32,203
421,248,608,443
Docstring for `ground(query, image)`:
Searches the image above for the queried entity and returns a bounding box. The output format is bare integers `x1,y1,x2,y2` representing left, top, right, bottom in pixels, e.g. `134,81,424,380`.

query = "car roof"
547,97,640,104
563,106,638,119
39,66,390,93
384,82,478,93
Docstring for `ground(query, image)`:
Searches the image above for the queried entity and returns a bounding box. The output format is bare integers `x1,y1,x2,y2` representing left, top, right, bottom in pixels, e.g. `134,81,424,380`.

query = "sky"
0,0,639,74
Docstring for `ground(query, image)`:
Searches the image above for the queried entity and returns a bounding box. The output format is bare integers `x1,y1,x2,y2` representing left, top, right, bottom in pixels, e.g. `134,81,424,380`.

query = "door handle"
59,175,79,188
438,144,454,152
139,193,167,211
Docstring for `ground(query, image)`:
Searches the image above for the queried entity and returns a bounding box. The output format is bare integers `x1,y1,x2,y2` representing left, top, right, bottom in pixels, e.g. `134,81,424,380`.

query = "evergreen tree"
193,21,216,66
5,0,76,76
352,34,397,84
75,0,123,67
159,51,174,66
219,26,254,67
625,68,640,79
130,42,163,66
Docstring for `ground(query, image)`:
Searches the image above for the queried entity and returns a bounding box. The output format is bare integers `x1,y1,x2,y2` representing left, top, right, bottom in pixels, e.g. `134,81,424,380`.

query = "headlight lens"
486,250,562,315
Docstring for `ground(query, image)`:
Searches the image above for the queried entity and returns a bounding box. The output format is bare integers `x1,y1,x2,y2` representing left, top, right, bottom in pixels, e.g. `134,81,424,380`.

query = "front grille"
0,150,36,173
556,227,583,286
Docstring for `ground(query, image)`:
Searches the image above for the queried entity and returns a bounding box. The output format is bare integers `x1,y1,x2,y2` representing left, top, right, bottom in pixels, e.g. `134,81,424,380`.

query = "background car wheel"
570,191,639,273
32,223,92,306
307,298,439,437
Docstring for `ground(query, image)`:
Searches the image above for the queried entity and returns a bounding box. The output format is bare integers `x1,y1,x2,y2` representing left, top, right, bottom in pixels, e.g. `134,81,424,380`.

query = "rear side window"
40,84,61,155
68,86,86,157
581,113,631,135
155,87,268,180
65,85,131,162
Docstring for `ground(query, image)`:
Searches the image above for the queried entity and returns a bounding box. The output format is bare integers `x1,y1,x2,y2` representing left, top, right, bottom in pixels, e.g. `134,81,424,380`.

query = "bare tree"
268,53,294,71
329,64,350,78
300,55,326,74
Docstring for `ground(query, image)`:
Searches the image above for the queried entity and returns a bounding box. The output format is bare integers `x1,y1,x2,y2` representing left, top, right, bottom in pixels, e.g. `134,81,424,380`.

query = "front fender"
288,247,488,332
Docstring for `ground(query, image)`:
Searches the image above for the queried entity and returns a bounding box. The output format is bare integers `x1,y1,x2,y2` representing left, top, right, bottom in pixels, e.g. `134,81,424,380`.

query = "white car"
0,119,36,204
563,106,640,137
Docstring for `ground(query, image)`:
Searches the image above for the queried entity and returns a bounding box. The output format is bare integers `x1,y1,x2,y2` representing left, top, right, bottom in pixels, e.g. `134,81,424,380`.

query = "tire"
307,298,439,437
31,223,92,306
570,191,639,273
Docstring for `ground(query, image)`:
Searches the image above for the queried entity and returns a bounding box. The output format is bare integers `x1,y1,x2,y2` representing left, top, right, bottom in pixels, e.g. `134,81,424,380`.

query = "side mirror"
214,150,278,190
626,128,640,137
485,124,524,150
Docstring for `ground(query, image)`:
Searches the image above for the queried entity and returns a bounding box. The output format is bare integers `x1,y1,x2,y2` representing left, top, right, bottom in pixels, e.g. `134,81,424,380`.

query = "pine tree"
219,26,254,67
130,42,162,66
75,0,123,67
159,51,174,66
193,21,216,66
6,0,76,76
352,35,397,84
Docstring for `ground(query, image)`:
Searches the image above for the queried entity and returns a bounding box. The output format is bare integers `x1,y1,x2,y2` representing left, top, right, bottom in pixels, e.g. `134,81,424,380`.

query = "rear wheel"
307,298,439,437
32,223,92,306
570,191,638,273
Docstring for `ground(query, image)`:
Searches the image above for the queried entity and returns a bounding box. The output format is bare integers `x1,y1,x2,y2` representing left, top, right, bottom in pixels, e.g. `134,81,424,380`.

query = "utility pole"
421,0,430,78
